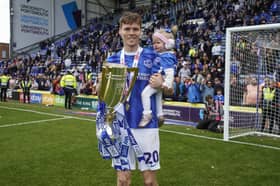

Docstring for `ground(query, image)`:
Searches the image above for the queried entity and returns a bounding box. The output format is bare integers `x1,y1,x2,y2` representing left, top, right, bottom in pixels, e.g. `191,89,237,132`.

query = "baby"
139,29,177,127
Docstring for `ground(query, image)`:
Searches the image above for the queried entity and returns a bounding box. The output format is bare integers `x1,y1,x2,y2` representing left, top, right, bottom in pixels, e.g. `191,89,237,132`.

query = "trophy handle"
99,65,109,101
121,67,138,103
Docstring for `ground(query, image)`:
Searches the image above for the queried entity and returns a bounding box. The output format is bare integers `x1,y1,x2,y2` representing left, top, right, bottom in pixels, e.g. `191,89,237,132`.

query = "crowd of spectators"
0,0,279,104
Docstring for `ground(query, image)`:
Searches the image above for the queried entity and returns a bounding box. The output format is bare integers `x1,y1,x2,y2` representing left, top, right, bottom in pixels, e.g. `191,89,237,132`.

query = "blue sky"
0,0,10,43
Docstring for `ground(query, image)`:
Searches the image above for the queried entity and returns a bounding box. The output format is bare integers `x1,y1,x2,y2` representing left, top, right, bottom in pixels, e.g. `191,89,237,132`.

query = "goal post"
224,23,280,141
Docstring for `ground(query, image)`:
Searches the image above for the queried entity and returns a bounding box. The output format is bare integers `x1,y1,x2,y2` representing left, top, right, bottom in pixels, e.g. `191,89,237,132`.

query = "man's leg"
117,170,131,186
27,90,30,103
268,110,274,133
65,93,69,109
196,119,211,129
64,88,69,109
68,90,72,109
23,91,26,103
0,88,3,101
3,88,7,101
142,170,158,186
63,88,67,108
208,120,220,132
261,109,267,132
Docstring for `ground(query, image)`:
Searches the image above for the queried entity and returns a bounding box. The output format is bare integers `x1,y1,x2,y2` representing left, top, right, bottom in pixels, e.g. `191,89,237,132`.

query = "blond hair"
152,29,175,49
152,29,174,40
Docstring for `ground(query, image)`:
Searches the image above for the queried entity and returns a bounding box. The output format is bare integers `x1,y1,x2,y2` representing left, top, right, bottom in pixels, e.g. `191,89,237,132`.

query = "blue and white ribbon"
96,102,145,170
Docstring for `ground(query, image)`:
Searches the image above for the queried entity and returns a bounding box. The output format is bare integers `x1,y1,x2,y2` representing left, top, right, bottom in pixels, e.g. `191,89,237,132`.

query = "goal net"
224,24,280,140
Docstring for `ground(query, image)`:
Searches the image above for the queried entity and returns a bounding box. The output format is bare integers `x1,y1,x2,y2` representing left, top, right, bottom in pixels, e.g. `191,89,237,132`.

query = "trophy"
98,63,138,139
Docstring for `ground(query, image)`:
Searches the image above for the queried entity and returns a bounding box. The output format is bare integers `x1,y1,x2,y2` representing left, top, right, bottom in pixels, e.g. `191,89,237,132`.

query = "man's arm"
149,73,174,96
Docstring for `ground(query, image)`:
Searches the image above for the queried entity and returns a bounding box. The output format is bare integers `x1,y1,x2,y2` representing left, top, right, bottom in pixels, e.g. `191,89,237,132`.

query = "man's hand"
149,73,163,88
149,73,174,96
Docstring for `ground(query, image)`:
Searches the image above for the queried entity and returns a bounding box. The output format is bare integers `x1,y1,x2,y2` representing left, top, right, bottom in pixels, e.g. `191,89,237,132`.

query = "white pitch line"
1,105,279,150
0,106,64,117
159,129,280,151
66,116,93,122
0,117,72,128
0,105,93,122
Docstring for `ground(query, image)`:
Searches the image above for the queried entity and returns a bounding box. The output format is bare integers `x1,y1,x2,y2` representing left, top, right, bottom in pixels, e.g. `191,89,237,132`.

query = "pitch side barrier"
8,89,258,127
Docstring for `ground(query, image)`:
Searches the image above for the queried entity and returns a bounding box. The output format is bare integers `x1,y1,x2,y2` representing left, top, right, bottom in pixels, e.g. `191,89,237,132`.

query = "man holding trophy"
96,12,171,186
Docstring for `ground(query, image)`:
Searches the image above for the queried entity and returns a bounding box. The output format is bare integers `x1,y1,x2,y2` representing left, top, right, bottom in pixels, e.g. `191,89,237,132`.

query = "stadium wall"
0,43,9,60
11,0,85,51
9,90,257,127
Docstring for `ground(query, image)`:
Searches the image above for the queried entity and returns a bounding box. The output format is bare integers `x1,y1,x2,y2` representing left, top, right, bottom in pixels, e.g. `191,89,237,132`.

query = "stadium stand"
0,0,279,102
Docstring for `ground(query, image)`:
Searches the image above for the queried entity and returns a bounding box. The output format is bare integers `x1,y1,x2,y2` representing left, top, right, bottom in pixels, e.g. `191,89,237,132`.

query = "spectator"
20,76,32,104
0,72,10,102
230,56,241,76
213,77,224,95
80,79,96,95
37,74,51,91
211,42,222,61
191,58,203,73
179,76,191,101
60,70,77,109
261,80,276,133
243,77,261,106
188,46,197,61
64,57,72,69
204,72,213,83
230,75,243,106
171,75,181,101
178,60,191,83
214,88,225,105
8,76,17,92
192,68,204,84
200,80,215,103
196,95,223,133
52,75,63,95
187,78,202,103
30,76,39,90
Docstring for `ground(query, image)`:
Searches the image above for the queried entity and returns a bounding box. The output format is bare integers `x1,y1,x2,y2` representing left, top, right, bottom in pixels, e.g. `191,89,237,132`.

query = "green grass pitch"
0,101,279,186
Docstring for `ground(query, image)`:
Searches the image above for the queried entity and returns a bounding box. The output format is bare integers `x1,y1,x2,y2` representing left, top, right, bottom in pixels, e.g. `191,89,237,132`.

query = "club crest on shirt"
143,59,153,68
153,56,161,66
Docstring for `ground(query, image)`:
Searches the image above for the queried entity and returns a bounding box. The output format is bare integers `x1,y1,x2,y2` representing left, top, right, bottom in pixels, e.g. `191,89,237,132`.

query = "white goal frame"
224,23,280,141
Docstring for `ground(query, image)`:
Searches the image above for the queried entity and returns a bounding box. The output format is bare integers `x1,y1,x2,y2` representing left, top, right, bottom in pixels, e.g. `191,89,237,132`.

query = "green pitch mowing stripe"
0,105,66,117
0,108,60,126
0,117,71,128
160,128,280,151
158,128,280,186
0,102,279,185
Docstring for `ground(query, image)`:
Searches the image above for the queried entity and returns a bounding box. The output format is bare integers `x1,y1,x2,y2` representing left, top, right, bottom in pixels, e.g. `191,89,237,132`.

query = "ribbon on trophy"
96,101,122,159
96,62,145,170
96,102,145,170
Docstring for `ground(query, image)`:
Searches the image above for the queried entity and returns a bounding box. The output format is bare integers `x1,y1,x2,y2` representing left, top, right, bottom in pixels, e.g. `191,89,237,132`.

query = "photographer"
196,95,223,133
